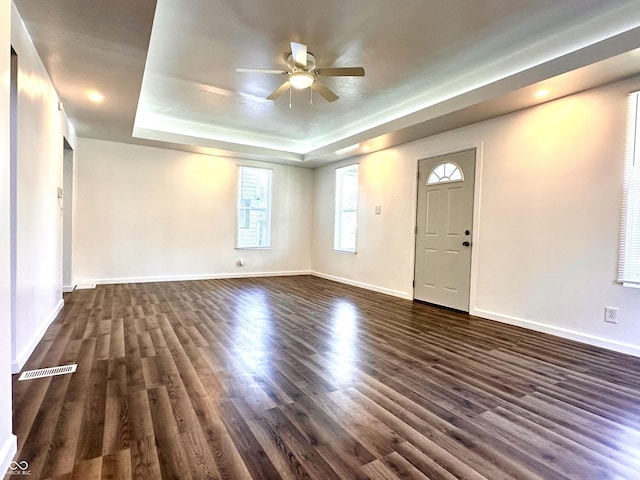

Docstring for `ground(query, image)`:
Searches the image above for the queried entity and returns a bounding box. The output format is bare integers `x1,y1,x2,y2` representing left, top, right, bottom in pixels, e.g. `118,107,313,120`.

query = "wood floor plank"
310,390,402,459
109,317,125,360
200,422,255,480
498,400,640,472
10,276,640,480
101,392,128,456
381,451,432,480
74,357,109,462
17,375,73,479
40,337,97,478
361,459,405,480
281,394,376,467
101,448,132,480
395,441,488,480
129,435,163,480
336,386,547,480
261,406,344,480
179,427,223,479
477,407,639,480
70,456,102,480
147,387,193,480
126,389,154,441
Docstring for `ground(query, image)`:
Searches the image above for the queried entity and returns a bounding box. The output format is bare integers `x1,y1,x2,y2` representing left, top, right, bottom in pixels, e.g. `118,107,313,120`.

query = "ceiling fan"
236,41,365,103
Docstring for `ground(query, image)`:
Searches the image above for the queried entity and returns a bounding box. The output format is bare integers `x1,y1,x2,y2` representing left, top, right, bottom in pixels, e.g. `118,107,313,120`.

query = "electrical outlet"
604,306,618,324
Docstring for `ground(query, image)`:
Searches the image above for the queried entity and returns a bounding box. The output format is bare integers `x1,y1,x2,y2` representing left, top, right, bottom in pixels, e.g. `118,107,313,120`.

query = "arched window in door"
427,162,463,184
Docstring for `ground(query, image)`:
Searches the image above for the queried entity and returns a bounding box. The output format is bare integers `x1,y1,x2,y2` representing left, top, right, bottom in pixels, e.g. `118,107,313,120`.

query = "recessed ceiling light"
86,90,104,103
535,89,550,99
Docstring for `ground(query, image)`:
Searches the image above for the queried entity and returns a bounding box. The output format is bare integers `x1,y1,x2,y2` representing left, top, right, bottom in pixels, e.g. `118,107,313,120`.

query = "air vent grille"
18,364,78,381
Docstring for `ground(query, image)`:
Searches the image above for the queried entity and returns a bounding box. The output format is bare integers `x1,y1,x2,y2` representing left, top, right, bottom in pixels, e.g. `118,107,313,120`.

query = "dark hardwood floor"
8,275,640,479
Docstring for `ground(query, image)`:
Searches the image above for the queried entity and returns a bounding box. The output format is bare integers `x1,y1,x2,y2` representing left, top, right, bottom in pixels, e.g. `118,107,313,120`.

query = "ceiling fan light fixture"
289,71,315,90
238,42,362,102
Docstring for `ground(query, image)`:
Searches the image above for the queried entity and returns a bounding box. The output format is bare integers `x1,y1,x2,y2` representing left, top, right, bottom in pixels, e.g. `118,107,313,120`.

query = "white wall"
312,76,640,356
74,138,313,284
0,0,17,474
11,4,77,372
312,154,417,298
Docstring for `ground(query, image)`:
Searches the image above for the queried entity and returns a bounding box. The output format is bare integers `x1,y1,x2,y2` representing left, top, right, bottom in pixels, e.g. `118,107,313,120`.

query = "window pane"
237,166,271,248
619,91,640,286
334,164,358,252
340,211,357,251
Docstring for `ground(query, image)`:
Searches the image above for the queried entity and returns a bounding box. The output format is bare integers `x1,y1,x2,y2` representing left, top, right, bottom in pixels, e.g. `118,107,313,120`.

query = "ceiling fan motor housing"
287,52,316,72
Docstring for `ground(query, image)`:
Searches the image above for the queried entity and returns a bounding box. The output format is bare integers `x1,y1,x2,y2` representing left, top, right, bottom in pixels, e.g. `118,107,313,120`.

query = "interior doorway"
62,139,74,292
414,149,476,311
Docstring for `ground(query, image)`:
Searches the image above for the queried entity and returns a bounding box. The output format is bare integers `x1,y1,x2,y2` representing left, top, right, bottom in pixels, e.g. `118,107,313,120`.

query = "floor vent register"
18,364,78,381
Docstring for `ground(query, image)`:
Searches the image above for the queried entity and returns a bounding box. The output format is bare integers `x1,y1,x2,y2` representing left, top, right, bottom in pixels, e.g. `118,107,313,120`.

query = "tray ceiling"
14,0,640,166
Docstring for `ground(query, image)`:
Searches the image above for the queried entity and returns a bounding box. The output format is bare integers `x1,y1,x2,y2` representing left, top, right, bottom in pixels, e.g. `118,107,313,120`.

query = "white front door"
414,149,475,311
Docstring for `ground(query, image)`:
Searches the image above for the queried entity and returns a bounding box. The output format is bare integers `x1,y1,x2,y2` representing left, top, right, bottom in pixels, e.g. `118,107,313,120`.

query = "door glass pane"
428,162,463,184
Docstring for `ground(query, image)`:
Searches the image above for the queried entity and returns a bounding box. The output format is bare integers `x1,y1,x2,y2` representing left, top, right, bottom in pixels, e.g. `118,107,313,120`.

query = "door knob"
462,241,470,247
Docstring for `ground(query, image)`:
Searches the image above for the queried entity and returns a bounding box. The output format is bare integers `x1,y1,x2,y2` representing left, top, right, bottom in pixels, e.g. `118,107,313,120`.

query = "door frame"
411,144,482,312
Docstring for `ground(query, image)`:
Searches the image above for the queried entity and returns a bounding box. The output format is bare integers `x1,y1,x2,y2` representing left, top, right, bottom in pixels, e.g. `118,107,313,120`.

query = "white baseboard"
62,284,75,293
75,270,313,286
472,307,640,358
12,299,64,374
310,271,412,300
0,433,17,478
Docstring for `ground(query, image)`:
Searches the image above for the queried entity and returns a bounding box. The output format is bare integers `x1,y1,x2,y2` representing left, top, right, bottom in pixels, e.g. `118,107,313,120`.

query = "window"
237,166,271,248
619,91,640,287
428,161,463,184
334,164,358,253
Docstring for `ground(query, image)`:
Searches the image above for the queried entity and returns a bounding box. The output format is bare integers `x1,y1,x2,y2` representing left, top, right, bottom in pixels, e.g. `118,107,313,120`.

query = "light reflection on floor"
326,299,359,385
226,290,362,386
229,288,272,374
615,428,640,471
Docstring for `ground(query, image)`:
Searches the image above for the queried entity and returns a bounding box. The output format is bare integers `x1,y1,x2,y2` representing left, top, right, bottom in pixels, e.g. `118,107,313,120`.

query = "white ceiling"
13,0,640,167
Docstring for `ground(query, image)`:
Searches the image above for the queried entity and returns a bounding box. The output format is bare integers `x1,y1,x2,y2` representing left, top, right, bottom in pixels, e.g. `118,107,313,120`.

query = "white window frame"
619,91,640,287
334,164,359,253
236,166,272,249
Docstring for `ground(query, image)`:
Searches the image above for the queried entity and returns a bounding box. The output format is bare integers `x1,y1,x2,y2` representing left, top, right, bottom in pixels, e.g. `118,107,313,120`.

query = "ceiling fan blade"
236,68,287,74
316,67,365,77
290,41,308,68
267,80,290,100
311,80,339,102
